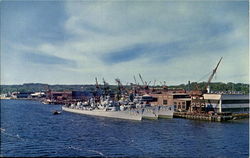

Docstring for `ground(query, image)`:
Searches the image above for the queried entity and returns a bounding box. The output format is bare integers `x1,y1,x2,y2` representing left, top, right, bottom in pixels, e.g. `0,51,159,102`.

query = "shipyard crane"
159,81,166,86
151,79,157,92
115,78,129,100
102,78,109,86
102,78,110,96
132,75,140,95
139,73,152,86
159,81,168,91
153,80,156,87
115,78,124,91
159,81,163,85
133,75,140,91
138,73,151,93
189,57,223,113
139,73,145,85
115,78,122,100
95,77,99,89
139,74,146,86
133,75,138,85
205,57,223,93
93,77,101,101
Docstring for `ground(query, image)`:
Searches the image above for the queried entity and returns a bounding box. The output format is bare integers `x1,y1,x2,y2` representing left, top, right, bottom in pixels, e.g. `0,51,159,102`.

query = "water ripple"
1,100,249,157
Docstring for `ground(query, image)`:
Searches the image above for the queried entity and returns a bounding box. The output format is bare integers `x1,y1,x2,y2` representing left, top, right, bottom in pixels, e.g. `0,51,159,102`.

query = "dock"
173,112,249,122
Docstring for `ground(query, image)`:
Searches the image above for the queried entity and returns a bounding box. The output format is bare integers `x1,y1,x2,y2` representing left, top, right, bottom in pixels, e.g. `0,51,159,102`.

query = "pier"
173,112,249,122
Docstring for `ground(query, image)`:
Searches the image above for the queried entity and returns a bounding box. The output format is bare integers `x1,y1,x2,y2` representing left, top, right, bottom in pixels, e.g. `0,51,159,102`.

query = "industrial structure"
203,93,249,113
2,56,249,121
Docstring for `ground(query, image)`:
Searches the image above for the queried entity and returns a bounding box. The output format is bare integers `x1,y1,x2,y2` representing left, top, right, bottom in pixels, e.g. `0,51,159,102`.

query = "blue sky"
1,1,249,85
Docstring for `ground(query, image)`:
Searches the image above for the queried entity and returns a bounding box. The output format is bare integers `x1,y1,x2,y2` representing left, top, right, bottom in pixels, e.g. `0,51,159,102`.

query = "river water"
1,100,249,157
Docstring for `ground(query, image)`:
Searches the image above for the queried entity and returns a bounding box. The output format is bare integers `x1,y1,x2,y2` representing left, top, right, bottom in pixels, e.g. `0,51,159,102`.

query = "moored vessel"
157,105,174,118
62,96,143,121
62,106,142,121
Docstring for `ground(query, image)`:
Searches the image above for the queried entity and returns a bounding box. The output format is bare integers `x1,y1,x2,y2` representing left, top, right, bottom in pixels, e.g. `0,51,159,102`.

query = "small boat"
53,110,61,115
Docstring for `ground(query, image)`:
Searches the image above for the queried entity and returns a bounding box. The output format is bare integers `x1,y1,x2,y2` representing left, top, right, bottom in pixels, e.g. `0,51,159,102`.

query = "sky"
1,0,249,85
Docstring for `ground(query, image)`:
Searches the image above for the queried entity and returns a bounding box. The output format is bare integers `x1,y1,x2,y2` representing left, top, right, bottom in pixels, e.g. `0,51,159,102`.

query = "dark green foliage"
0,83,119,94
0,82,249,94
169,82,249,94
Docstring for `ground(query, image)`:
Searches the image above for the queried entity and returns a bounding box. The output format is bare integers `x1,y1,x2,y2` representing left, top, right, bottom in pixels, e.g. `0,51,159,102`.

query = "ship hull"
62,106,142,121
140,106,174,119
158,105,174,119
141,106,159,120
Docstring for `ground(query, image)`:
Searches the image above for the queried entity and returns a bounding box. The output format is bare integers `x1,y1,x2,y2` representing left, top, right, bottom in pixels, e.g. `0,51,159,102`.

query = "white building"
203,94,249,113
30,92,46,98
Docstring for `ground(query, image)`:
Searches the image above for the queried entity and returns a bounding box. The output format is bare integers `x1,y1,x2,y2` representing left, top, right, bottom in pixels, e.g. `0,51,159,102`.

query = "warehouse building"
151,92,191,111
203,93,249,113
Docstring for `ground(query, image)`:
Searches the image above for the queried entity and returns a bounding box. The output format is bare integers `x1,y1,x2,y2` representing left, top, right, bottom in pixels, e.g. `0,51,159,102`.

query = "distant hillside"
168,82,249,94
0,82,249,94
1,83,95,94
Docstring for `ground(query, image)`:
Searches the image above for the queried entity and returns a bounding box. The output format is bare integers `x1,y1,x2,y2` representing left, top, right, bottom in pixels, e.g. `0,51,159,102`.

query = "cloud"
1,1,248,85
22,52,76,67
101,44,145,64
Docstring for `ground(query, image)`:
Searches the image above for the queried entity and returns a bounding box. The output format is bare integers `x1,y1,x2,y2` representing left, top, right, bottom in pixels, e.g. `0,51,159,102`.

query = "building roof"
203,93,249,100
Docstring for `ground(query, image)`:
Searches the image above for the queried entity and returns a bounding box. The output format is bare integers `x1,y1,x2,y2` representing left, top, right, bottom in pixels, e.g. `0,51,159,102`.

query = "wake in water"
68,145,83,151
2,128,104,157
1,128,24,141
67,145,105,157
87,149,105,157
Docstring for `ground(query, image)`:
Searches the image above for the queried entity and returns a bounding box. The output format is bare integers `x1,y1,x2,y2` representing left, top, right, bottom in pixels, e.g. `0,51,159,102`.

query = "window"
163,100,168,105
173,95,190,99
222,100,249,104
205,99,219,104
174,102,177,105
152,97,158,102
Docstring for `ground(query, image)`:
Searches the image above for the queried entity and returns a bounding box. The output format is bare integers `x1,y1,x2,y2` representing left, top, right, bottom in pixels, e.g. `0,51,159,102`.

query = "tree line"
1,82,249,94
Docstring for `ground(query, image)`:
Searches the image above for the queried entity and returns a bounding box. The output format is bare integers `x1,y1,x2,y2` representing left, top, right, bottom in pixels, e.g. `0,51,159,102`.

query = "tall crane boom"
133,75,138,85
147,81,151,85
139,73,145,85
153,80,156,87
207,57,222,84
206,57,223,92
95,77,99,89
115,78,122,87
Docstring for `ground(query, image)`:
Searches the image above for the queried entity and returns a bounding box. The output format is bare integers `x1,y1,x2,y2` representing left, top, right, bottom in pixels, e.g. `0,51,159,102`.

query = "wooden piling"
173,112,246,122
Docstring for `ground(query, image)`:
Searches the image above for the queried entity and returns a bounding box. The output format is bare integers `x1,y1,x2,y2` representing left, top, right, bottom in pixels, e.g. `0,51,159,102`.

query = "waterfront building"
151,92,191,112
72,91,95,100
12,92,33,98
47,91,72,100
203,93,249,113
30,92,46,98
45,90,98,102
